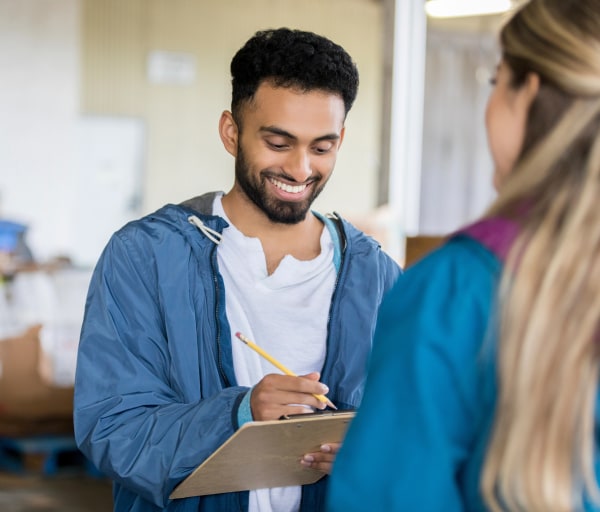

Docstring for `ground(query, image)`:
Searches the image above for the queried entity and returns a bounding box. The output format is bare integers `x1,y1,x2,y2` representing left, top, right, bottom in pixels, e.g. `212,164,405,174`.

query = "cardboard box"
404,235,446,267
0,325,74,436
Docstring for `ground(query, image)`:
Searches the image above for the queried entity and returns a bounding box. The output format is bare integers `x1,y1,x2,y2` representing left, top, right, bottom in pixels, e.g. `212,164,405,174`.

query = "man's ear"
338,126,346,149
219,111,238,157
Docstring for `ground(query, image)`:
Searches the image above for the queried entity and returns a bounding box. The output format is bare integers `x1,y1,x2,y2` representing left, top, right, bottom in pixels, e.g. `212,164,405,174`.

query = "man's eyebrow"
259,125,340,142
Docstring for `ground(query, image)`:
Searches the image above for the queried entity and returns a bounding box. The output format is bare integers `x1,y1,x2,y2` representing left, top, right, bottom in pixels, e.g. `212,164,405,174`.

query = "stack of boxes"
0,220,93,473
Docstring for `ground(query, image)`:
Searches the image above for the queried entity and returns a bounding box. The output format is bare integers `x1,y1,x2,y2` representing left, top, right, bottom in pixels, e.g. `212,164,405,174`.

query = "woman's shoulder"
405,233,503,282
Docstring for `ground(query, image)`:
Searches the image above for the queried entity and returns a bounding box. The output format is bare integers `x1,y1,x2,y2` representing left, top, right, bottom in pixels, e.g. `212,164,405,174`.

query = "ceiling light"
425,0,512,18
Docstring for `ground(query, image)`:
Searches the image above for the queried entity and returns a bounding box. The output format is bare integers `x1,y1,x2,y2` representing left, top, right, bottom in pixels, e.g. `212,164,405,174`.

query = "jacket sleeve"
73,227,248,507
326,238,500,511
381,248,402,293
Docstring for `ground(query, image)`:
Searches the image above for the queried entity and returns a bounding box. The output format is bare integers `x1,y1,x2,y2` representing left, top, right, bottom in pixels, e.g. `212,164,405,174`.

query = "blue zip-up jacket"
73,192,401,512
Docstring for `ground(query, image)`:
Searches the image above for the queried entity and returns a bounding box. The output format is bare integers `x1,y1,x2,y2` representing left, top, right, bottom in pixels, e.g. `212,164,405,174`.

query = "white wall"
0,0,80,262
0,0,383,266
0,0,504,266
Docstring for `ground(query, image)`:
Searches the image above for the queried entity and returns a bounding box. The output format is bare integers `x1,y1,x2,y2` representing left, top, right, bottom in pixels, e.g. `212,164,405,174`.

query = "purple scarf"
456,217,520,262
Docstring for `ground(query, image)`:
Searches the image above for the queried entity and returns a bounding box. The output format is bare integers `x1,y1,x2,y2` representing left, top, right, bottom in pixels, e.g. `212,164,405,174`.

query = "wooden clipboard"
169,410,355,498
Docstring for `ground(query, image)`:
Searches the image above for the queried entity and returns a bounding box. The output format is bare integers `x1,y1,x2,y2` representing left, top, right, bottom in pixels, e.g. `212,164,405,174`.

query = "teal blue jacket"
73,192,400,512
326,230,600,511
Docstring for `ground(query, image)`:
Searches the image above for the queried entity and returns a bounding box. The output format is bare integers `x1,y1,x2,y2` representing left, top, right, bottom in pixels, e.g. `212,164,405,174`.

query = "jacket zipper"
322,213,348,375
210,241,230,387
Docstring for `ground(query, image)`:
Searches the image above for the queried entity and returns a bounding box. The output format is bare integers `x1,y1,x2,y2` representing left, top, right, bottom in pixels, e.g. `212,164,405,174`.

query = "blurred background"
0,0,508,509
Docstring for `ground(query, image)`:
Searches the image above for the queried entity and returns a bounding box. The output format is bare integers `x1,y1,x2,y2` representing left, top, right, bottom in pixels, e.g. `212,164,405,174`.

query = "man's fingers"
300,442,341,474
250,373,331,420
257,373,329,396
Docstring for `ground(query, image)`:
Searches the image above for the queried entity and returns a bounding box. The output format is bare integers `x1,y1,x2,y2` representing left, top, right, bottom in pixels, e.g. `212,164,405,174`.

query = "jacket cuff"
234,388,254,429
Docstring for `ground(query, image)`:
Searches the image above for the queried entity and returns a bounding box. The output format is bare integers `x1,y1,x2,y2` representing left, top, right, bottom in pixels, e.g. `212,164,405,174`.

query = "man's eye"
314,145,333,155
267,141,288,150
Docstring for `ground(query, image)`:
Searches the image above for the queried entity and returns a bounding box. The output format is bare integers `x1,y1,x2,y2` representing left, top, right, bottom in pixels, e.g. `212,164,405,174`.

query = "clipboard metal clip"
279,409,355,420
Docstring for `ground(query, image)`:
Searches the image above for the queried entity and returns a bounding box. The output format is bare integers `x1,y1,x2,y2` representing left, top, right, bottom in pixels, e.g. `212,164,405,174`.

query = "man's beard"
235,144,325,224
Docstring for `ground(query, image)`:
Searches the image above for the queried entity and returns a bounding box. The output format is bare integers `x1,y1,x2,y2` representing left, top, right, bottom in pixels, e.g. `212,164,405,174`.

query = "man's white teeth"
270,179,307,194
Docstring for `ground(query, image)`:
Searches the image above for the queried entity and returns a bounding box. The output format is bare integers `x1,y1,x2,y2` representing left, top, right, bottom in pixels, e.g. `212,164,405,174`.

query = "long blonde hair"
480,0,600,510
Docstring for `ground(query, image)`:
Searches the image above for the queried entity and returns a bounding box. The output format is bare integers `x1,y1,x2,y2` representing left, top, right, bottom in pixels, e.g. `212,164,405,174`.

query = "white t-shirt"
214,194,336,512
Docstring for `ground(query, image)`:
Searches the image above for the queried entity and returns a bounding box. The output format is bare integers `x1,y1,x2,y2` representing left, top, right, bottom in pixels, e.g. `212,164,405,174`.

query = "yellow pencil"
235,331,337,410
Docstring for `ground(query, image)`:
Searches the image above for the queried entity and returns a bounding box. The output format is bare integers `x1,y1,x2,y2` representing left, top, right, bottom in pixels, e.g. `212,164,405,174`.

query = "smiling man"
225,86,342,223
73,28,400,512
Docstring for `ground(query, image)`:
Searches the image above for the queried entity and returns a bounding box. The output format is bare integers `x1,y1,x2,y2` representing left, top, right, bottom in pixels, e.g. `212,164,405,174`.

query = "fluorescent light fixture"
425,0,512,18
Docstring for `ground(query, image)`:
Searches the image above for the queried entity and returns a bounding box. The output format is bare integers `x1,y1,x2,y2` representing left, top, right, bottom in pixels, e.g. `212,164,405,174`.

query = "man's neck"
221,190,324,275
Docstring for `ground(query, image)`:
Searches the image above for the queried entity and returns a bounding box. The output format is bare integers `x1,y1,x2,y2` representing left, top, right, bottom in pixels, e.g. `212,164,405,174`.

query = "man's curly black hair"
230,28,359,123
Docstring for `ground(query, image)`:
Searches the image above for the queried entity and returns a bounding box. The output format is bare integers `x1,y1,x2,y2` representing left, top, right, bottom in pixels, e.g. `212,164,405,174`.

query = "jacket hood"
144,192,229,247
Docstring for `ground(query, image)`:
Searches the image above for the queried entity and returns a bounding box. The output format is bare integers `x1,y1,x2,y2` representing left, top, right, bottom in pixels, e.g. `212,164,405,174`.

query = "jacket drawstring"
188,215,222,245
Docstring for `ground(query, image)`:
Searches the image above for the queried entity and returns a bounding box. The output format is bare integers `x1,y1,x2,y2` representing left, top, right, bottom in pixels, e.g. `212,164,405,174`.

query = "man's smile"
268,177,310,194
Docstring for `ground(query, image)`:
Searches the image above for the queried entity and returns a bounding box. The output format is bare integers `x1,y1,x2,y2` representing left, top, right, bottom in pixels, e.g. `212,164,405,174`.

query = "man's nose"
285,149,312,182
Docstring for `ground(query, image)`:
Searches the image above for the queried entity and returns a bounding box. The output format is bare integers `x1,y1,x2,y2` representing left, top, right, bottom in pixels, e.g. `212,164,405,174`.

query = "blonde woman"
326,0,600,510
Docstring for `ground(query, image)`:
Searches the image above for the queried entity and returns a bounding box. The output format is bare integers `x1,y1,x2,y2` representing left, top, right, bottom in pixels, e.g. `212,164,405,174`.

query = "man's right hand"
250,371,329,420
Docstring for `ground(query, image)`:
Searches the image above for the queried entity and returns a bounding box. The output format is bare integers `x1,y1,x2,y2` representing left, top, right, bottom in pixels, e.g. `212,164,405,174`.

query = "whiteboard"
72,116,145,267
